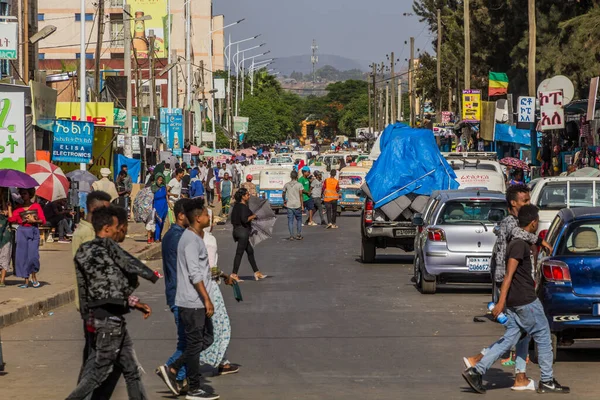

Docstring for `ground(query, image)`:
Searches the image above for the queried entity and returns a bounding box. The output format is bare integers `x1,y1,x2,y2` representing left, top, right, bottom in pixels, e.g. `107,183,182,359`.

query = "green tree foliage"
338,93,370,134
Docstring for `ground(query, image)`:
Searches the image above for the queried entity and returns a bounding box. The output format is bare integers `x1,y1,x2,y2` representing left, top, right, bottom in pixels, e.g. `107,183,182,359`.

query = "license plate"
394,229,414,237
467,257,490,272
345,194,358,199
270,193,282,198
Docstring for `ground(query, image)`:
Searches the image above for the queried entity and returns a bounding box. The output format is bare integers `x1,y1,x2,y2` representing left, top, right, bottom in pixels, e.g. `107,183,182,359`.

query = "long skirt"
199,283,231,367
15,226,40,278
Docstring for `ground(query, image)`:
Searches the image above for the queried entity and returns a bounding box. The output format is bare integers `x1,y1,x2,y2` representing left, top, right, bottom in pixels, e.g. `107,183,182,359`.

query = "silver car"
412,190,508,294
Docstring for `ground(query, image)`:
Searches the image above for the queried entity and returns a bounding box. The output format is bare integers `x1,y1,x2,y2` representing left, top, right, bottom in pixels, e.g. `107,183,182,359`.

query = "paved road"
2,212,600,399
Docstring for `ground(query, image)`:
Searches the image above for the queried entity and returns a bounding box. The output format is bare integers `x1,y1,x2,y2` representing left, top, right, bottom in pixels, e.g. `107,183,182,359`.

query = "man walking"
157,198,219,400
462,205,569,394
241,174,257,197
168,168,185,204
283,170,304,240
323,169,340,229
220,172,233,216
311,171,327,226
298,166,315,225
92,168,118,202
158,198,191,391
68,206,158,399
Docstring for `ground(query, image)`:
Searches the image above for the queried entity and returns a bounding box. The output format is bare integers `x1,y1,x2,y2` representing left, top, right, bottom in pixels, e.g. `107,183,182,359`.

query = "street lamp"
30,25,57,44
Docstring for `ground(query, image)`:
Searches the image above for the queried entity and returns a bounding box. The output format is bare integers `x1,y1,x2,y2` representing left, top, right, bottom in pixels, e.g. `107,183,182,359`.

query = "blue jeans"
475,299,553,382
287,207,302,237
166,306,187,381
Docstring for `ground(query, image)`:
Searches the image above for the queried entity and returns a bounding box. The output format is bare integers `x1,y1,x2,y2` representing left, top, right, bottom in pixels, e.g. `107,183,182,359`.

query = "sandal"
230,273,244,283
32,281,41,288
254,272,268,281
18,284,28,289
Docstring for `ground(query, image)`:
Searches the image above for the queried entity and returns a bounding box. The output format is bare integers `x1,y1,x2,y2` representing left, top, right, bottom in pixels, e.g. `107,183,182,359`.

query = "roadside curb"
0,244,163,329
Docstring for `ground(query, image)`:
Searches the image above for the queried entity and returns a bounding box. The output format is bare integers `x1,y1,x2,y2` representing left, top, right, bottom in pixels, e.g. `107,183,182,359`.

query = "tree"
338,93,370,135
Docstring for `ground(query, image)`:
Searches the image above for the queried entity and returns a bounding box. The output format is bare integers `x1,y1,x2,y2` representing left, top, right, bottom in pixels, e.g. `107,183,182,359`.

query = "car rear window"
556,220,600,255
438,200,507,224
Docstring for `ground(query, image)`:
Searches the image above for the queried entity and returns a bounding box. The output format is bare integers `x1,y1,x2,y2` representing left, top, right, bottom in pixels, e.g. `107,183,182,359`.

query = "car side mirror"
488,209,504,223
413,213,424,226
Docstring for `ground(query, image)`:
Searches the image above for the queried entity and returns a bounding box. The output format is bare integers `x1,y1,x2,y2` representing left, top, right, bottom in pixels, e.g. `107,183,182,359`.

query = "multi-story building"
36,0,224,109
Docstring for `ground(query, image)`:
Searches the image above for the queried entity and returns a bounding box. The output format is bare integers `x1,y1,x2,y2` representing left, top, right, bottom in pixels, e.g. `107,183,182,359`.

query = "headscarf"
154,161,166,176
151,173,166,193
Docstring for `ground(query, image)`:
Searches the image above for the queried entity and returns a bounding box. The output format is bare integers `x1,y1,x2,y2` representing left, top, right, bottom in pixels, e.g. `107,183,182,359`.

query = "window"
75,13,94,22
110,0,124,6
38,53,45,60
537,182,598,210
110,20,124,47
76,53,94,59
111,52,124,59
439,200,507,224
557,221,600,255
38,14,45,21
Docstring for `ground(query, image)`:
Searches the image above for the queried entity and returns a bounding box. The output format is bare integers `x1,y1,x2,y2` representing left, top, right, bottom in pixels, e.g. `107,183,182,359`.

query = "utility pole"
379,62,385,131
200,60,206,142
398,81,402,121
149,30,157,118
437,8,442,116
385,83,390,126
367,72,372,134
371,64,377,132
94,0,105,101
528,0,537,165
124,4,133,158
79,0,86,170
390,51,396,122
409,36,415,127
171,49,178,108
23,0,29,83
464,0,471,89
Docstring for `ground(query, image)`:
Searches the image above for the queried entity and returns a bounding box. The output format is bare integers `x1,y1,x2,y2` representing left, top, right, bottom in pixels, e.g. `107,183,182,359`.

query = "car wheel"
361,238,376,263
414,255,422,289
531,333,558,364
275,208,279,215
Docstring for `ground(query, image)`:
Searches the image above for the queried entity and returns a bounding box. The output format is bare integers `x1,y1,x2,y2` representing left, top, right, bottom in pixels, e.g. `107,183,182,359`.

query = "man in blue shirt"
159,198,191,387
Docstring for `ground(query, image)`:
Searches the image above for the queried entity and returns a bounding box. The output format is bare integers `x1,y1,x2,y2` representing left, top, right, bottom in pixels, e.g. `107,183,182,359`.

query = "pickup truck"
360,192,428,263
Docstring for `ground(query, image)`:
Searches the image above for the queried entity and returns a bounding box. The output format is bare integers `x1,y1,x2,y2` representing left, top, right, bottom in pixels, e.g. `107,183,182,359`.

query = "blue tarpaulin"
495,124,542,146
114,154,141,184
365,123,459,208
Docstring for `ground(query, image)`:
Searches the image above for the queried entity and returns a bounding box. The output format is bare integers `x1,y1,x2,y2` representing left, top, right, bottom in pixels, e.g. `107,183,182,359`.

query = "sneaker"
308,222,317,226
326,224,332,229
58,238,71,244
537,378,570,394
186,388,220,400
156,364,180,395
218,364,240,375
66,233,74,237
288,236,296,241
462,367,486,394
332,225,339,229
178,379,189,395
296,235,304,240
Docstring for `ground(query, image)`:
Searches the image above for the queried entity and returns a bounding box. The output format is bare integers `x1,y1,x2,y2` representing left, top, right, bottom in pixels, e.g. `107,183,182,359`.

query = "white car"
530,177,600,234
269,156,294,168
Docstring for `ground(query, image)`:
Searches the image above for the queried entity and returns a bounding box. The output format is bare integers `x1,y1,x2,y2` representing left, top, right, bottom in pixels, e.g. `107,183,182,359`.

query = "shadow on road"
355,254,414,265
557,347,600,363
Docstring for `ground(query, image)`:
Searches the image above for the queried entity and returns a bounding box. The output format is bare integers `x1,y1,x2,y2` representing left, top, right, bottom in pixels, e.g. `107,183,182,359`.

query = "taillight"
427,228,446,241
364,200,374,224
539,229,548,241
542,260,571,282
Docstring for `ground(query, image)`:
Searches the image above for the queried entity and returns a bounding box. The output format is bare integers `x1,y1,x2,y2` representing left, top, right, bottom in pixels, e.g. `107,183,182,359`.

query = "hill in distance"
272,54,368,76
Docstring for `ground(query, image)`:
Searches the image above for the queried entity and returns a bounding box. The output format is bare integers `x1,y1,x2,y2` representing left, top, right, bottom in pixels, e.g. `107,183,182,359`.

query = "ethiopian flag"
488,72,509,96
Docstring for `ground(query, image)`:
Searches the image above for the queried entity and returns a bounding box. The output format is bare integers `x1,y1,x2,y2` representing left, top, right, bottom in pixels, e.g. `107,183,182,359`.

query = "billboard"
167,114,184,155
233,116,249,144
0,92,25,171
52,120,94,163
30,81,57,131
130,0,167,59
0,22,18,59
462,90,481,122
56,102,115,126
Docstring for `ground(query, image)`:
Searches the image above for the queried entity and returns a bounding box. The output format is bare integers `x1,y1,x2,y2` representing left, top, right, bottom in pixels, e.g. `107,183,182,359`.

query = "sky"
213,0,433,69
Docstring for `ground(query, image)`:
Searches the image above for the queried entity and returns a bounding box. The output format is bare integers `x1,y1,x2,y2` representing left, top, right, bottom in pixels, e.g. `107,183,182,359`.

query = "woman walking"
0,188,12,287
152,173,169,242
200,208,239,375
230,188,267,282
8,188,46,288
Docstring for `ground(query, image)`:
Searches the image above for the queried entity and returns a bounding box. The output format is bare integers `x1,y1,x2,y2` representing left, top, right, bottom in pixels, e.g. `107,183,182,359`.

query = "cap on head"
100,168,111,177
301,166,310,172
246,174,253,181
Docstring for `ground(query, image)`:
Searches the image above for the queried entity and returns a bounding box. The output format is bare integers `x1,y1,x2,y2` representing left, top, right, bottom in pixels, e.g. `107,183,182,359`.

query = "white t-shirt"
219,168,232,178
208,177,216,190
168,178,182,198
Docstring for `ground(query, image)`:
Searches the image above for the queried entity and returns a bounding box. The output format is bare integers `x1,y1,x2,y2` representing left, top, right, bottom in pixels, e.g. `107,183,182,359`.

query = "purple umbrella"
236,155,246,162
0,169,39,188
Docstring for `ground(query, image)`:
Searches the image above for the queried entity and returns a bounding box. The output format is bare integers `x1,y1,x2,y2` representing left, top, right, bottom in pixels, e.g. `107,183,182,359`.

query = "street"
2,212,600,399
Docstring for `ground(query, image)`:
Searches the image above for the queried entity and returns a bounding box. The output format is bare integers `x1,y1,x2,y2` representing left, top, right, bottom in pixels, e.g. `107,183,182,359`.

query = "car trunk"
561,256,600,297
443,224,497,252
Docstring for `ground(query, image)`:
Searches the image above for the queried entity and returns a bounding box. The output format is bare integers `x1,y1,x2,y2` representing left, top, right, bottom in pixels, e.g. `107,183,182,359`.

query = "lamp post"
233,44,266,115
238,51,270,101
249,59,274,95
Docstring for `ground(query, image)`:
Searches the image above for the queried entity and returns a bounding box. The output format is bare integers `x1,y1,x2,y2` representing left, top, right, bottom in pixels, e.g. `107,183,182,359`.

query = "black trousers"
232,227,259,275
325,201,338,225
170,308,214,392
68,317,147,400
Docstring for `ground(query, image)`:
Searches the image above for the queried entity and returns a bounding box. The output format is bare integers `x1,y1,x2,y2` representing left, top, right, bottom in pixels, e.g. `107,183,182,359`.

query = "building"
36,0,224,109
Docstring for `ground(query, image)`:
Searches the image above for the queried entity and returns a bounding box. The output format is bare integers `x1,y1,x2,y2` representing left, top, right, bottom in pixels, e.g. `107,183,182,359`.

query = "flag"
488,72,509,96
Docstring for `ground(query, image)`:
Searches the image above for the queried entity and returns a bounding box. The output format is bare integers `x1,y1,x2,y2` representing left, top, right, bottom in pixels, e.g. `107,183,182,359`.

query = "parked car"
412,190,508,294
338,166,369,212
534,207,600,362
529,177,600,234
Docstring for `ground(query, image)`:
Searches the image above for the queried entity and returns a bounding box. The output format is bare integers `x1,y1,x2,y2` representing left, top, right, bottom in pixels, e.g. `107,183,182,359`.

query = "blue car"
535,207,600,362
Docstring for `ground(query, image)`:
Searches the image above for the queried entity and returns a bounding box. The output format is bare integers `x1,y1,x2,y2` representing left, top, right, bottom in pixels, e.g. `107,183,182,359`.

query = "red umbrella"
26,161,70,201
499,157,530,171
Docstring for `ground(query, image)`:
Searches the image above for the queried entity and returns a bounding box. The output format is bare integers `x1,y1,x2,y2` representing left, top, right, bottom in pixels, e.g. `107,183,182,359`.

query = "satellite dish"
537,79,551,97
547,75,575,104
495,99,509,123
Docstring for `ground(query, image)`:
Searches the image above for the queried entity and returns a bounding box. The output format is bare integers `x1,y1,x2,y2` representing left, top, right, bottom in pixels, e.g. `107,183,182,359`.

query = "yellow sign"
130,0,167,58
89,127,115,177
462,90,482,122
56,102,115,126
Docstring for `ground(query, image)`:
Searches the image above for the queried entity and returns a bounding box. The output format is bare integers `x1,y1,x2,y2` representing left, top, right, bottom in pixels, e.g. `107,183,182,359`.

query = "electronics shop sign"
52,120,95,163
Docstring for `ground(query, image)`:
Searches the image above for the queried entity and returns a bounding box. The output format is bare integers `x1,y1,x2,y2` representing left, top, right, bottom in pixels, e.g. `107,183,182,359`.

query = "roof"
558,207,600,222
432,189,505,200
